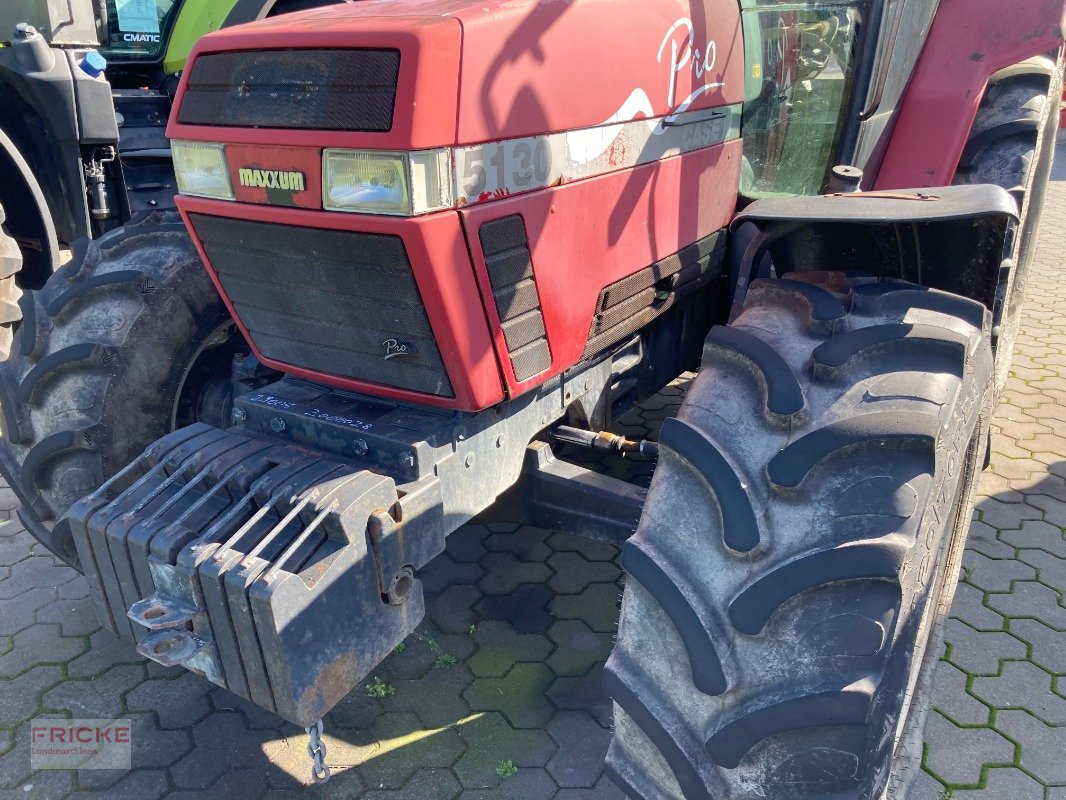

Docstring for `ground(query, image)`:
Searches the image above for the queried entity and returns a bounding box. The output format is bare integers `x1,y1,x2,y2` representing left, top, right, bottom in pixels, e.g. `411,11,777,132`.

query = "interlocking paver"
546,621,613,677
164,767,268,800
546,711,610,788
965,519,1018,559
66,629,141,677
977,496,1043,528
923,710,1014,787
987,582,1066,628
42,664,144,719
0,769,72,800
906,769,947,800
467,621,552,678
1029,494,1066,527
951,767,1045,799
554,775,628,800
477,553,552,595
547,532,618,563
944,620,1027,674
547,672,613,729
126,672,214,729
452,713,556,789
474,584,553,633
0,586,58,637
359,768,457,800
356,712,466,790
996,710,1066,784
389,664,475,729
971,660,1066,724
963,550,1036,592
950,582,1007,630
464,663,555,729
0,557,76,602
459,768,558,799
1009,618,1066,674
169,713,276,790
0,666,60,726
0,624,85,676
547,552,619,594
1020,548,1066,593
69,769,168,800
550,583,621,633
483,526,553,562
932,660,990,724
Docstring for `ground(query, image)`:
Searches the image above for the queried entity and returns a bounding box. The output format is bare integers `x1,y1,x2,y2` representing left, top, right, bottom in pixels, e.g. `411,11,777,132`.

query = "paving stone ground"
0,142,1063,799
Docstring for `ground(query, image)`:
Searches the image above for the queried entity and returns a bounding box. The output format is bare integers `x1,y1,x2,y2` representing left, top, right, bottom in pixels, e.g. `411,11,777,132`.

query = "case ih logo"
238,168,307,192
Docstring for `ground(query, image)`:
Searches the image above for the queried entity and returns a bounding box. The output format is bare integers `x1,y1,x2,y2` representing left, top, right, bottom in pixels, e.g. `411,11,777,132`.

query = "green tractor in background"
0,0,345,356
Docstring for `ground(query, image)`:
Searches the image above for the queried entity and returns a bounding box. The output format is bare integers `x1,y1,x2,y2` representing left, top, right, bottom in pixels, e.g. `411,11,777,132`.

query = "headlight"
323,149,452,216
172,141,234,201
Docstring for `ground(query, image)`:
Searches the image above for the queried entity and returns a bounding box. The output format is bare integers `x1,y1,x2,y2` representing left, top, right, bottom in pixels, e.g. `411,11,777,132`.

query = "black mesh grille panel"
584,230,727,358
178,49,399,131
479,216,552,382
188,214,452,397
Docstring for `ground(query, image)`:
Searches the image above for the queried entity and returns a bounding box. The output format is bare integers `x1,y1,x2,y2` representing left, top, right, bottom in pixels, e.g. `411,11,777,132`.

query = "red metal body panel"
166,0,745,148
175,196,505,411
875,0,1064,189
453,0,745,142
461,140,742,396
166,17,462,150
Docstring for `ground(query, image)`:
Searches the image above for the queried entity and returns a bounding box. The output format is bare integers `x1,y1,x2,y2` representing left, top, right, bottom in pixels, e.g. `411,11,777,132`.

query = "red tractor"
0,0,1060,796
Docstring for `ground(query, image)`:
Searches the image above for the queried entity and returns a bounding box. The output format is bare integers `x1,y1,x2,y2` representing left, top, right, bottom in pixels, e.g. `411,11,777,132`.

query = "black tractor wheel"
953,54,1061,396
0,212,243,566
606,273,994,800
0,200,23,360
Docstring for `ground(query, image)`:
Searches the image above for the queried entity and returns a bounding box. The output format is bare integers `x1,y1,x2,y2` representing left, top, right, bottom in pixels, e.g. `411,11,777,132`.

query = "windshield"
101,0,180,61
740,1,861,197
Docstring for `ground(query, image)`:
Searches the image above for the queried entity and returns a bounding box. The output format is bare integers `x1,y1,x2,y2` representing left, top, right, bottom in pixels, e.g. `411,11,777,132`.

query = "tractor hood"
166,0,745,151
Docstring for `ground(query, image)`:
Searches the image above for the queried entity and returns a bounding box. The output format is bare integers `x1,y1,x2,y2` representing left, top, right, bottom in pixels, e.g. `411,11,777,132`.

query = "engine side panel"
461,139,742,397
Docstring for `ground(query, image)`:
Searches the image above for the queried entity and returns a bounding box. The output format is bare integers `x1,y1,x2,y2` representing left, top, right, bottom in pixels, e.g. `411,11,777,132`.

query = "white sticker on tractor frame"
454,104,741,206
115,0,161,34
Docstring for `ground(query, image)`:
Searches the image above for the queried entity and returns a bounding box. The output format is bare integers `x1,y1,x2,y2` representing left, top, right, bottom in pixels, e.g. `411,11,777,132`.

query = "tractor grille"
178,49,400,131
478,216,552,381
188,214,452,396
583,230,727,358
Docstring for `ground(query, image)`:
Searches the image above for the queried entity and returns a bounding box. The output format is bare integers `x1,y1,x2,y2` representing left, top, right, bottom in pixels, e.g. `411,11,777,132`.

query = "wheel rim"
170,321,248,431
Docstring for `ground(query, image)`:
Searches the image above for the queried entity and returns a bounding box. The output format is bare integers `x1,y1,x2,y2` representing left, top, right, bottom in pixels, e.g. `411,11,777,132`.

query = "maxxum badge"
238,168,307,191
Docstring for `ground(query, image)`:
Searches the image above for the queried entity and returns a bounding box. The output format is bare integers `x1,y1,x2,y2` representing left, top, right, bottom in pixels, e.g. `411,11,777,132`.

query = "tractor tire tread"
0,211,232,566
607,271,994,800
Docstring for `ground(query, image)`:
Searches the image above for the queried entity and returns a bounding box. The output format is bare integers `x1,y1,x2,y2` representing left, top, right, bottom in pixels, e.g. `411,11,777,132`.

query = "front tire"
606,273,993,799
0,212,236,566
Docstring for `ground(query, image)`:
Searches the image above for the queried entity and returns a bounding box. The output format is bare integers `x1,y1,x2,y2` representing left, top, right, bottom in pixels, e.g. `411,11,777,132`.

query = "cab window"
101,0,179,61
